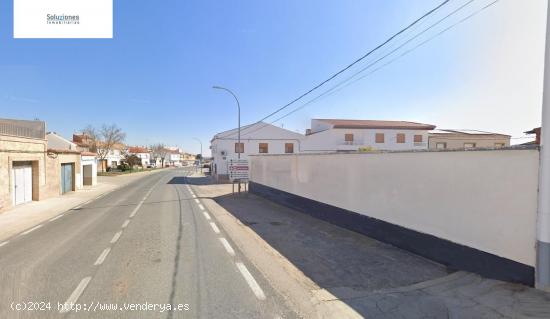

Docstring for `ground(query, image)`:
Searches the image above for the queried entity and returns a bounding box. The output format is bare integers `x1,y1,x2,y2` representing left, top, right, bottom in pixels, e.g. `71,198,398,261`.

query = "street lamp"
193,137,203,173
212,86,241,159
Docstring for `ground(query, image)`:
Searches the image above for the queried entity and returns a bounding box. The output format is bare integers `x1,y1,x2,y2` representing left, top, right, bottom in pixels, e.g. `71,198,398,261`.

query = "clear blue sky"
0,0,546,155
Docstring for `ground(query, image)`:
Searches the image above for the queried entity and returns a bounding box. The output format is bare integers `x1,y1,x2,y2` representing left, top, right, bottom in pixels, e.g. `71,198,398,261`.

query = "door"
12,165,32,205
60,163,74,194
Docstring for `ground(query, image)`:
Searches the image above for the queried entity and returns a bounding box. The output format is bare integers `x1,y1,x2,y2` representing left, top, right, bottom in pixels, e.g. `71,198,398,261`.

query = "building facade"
127,146,151,167
301,119,436,152
428,129,511,150
47,132,96,188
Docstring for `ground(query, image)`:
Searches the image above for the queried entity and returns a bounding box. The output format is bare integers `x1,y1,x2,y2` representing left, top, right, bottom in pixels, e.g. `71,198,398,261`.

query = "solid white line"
203,212,211,220
121,219,130,228
94,248,111,265
0,241,8,247
210,222,220,234
110,231,122,244
50,214,64,222
219,238,235,256
194,199,200,204
21,224,43,235
198,204,205,210
235,262,266,300
59,277,92,313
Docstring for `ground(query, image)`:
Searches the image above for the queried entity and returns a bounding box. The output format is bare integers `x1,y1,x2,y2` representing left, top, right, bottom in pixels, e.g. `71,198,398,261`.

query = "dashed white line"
198,204,205,210
235,262,266,300
210,222,220,234
50,214,64,221
59,277,92,313
219,238,235,256
0,241,8,247
203,212,211,220
129,200,145,218
194,199,200,204
94,248,111,265
21,224,43,235
110,231,122,244
191,194,196,198
121,219,130,228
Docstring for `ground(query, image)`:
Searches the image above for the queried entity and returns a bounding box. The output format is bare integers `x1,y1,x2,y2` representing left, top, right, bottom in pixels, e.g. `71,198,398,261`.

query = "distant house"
524,127,541,145
428,129,511,150
47,132,97,188
72,133,125,171
301,119,435,152
210,122,303,179
127,146,151,167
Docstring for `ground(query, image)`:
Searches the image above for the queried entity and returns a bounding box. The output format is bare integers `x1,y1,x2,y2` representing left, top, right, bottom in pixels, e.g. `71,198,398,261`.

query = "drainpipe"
536,1,550,291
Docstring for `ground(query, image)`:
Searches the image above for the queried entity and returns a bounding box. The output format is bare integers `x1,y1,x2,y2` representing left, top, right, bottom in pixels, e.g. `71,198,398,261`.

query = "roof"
47,148,81,155
430,129,510,137
314,119,436,130
212,121,304,141
81,151,97,157
127,146,149,153
525,127,541,135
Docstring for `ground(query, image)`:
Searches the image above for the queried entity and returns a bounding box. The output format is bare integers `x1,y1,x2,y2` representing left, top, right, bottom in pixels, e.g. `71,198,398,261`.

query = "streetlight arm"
213,85,241,159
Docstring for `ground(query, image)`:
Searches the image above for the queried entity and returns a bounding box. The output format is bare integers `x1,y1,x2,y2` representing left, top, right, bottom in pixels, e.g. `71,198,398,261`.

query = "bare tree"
150,143,168,168
82,124,126,172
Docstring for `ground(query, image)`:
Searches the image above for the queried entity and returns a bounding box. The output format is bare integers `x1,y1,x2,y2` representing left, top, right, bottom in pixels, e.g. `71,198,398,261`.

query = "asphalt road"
0,168,296,319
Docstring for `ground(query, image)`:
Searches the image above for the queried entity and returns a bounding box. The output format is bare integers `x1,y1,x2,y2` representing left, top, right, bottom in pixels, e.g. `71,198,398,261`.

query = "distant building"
72,133,125,171
301,119,435,152
127,146,151,167
428,129,511,150
210,122,303,179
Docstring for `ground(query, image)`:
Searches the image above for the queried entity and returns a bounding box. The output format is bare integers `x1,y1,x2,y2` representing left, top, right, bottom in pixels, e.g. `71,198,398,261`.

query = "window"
464,143,476,149
494,143,505,148
259,143,268,153
436,142,446,149
414,135,423,143
344,133,354,144
375,133,385,143
235,142,244,153
285,143,294,153
396,133,405,143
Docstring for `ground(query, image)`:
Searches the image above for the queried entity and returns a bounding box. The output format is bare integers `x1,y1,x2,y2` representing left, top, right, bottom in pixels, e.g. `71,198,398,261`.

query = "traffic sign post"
229,159,249,194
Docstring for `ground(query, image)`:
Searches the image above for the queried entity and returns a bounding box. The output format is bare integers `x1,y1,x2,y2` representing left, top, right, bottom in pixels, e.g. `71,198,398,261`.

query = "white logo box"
14,0,112,38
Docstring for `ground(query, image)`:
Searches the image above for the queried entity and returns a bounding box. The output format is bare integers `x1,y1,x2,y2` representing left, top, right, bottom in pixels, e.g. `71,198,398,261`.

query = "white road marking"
50,214,64,221
236,262,266,300
94,248,111,265
0,241,8,247
59,277,92,313
21,224,43,235
203,212,211,220
129,200,145,218
191,194,196,198
194,199,200,204
110,231,122,244
219,238,235,256
121,219,130,228
210,222,220,234
198,204,205,210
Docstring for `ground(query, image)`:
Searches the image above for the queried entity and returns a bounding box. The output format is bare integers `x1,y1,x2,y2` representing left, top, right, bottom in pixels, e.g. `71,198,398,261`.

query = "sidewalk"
187,175,550,319
0,169,165,243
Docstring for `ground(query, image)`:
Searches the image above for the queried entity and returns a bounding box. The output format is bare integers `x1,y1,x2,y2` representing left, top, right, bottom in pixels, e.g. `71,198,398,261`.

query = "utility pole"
537,1,550,291
193,137,203,174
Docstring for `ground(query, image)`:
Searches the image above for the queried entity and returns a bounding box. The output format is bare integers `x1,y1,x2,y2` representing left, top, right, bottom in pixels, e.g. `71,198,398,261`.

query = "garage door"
60,163,74,194
12,164,32,206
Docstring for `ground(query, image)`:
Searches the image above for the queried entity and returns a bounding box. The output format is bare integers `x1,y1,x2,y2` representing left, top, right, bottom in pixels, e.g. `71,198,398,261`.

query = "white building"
301,119,436,152
127,147,151,167
210,122,303,179
46,132,97,188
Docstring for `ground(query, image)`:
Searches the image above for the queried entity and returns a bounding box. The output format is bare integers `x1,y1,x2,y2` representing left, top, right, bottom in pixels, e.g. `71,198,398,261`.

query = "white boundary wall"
250,149,540,266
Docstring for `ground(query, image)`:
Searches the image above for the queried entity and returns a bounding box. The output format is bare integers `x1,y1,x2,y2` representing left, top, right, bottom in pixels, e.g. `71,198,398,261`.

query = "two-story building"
301,119,436,152
127,146,151,167
210,122,303,179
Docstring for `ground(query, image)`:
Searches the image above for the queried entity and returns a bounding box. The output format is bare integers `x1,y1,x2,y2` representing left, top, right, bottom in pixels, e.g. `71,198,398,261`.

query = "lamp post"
193,137,203,173
212,86,241,159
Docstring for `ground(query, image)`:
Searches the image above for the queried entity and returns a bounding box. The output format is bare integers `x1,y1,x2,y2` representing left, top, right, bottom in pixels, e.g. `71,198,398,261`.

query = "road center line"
194,199,200,204
110,231,122,244
129,200,145,218
235,262,266,300
59,277,92,313
198,204,205,210
219,238,235,256
0,241,8,247
21,224,43,235
203,212,211,220
50,214,64,221
94,248,111,265
210,222,220,234
121,219,130,228
191,194,196,198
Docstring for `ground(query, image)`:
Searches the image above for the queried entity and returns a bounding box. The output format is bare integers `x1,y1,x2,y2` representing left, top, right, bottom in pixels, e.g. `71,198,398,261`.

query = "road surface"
0,168,296,319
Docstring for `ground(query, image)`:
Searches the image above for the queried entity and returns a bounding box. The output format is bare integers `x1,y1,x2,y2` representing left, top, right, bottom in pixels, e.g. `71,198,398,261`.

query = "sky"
0,0,547,155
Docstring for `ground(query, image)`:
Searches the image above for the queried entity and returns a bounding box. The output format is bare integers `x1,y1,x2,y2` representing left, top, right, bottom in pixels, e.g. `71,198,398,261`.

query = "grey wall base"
249,181,535,286
537,241,550,289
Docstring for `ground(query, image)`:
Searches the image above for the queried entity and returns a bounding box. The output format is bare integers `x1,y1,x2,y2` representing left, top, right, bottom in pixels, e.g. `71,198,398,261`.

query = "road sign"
228,159,249,181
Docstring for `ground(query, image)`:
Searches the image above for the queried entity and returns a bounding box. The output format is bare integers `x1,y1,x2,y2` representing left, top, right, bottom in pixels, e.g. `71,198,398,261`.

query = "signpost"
229,159,249,194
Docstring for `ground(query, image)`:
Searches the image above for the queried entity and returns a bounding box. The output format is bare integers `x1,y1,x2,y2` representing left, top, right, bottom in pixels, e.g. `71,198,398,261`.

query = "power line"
239,0,500,137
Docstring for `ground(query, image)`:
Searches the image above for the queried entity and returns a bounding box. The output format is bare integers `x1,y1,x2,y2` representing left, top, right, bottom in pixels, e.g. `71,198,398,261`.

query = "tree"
150,143,169,168
195,154,203,160
82,124,126,172
124,154,141,168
